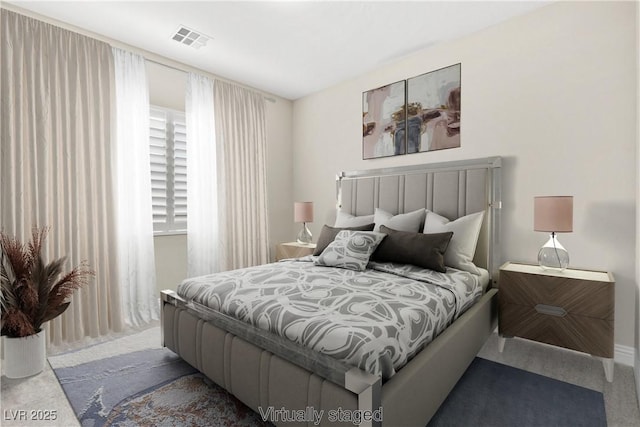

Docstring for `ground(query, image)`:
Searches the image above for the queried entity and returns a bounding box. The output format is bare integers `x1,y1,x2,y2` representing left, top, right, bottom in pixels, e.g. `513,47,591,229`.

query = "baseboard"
635,352,640,408
614,344,635,366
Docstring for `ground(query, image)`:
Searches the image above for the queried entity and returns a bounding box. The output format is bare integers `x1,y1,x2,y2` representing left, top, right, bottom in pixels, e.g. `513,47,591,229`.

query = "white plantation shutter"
149,106,187,233
149,108,168,226
173,121,188,224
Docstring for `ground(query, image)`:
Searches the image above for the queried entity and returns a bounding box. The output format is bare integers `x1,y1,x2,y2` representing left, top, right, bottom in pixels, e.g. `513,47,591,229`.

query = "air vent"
172,26,210,49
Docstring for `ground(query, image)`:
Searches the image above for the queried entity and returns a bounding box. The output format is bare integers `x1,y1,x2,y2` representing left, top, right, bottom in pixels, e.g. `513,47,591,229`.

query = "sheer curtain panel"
214,81,270,270
112,48,159,327
0,10,123,344
185,73,221,277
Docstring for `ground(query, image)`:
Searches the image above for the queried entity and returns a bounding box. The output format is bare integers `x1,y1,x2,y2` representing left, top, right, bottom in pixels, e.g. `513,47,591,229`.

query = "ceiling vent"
172,26,210,49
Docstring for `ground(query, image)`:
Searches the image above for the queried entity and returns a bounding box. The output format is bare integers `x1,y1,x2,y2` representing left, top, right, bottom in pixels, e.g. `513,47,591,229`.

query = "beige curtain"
214,81,270,270
1,10,123,345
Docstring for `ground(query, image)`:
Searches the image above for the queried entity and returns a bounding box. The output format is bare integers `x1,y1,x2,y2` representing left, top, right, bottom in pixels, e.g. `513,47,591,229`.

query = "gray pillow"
372,225,453,273
315,230,386,272
423,210,484,275
373,208,426,232
313,223,375,255
334,210,375,227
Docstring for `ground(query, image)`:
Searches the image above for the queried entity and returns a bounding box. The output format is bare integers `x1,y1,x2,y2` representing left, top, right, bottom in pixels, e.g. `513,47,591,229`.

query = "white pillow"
423,210,484,275
334,210,375,227
374,208,425,232
315,230,386,271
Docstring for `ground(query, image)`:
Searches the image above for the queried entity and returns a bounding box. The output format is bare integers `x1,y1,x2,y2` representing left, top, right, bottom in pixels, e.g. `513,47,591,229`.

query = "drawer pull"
535,304,567,317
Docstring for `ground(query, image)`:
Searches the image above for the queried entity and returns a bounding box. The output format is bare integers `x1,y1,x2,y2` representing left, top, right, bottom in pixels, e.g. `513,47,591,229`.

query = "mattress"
177,257,486,380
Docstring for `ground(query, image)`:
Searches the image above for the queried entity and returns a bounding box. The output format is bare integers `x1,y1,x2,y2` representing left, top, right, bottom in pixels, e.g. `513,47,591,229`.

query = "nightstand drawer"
499,269,614,320
499,304,614,357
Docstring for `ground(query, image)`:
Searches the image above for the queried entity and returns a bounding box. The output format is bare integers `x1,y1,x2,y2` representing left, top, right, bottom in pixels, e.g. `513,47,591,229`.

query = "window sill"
153,230,187,237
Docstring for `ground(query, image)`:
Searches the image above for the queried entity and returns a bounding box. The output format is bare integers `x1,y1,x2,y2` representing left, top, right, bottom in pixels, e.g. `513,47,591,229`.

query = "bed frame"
161,157,502,427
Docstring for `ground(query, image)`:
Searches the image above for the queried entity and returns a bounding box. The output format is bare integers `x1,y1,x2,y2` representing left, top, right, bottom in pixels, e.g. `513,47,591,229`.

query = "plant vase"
2,330,46,378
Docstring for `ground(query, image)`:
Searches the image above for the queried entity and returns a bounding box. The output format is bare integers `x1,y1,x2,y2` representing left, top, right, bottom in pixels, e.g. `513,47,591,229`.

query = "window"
149,106,187,234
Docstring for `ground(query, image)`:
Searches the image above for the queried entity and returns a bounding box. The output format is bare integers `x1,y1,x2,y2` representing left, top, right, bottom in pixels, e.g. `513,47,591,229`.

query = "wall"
293,1,638,350
147,62,294,292
266,96,295,255
635,0,640,404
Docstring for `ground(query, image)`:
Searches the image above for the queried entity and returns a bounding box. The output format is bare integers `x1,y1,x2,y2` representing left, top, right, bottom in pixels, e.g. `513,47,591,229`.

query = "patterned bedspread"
177,257,485,380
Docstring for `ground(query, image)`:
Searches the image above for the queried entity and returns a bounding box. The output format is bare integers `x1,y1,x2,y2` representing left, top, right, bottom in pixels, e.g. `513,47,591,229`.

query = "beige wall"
153,234,188,293
293,2,638,349
146,61,294,292
266,96,295,258
635,0,640,402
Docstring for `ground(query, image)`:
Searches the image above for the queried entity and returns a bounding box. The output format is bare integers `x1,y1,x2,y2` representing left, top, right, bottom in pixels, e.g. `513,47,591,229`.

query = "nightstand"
275,242,316,261
498,262,615,381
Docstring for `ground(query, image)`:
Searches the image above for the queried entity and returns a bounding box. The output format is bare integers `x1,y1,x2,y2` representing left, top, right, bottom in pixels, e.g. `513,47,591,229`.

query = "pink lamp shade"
294,202,314,223
534,196,573,233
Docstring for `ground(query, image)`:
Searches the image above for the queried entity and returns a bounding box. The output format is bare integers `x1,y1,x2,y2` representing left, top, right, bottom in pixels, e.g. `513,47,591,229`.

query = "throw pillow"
373,225,453,273
313,223,376,255
315,230,386,271
373,208,425,232
423,210,484,275
334,210,375,228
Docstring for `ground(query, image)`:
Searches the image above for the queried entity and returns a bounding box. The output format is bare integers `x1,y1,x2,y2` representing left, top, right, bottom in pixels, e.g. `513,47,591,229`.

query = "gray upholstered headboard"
336,157,502,282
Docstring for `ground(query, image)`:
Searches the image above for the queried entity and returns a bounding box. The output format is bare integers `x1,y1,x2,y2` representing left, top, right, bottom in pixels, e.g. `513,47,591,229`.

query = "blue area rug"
428,357,607,427
50,347,270,426
51,347,606,427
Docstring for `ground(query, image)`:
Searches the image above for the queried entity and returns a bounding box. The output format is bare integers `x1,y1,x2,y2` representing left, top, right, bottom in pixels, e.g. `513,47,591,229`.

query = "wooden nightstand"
498,262,615,381
275,242,316,261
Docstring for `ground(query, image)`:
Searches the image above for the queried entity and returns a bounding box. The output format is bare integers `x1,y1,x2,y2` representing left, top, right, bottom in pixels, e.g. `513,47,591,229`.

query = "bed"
161,156,502,427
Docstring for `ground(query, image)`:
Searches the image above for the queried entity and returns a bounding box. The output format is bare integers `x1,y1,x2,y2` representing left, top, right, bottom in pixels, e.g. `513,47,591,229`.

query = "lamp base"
297,223,312,244
538,232,569,271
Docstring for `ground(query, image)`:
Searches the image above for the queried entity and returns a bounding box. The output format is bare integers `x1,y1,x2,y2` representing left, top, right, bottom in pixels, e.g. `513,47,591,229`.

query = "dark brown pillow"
372,225,453,273
313,224,376,255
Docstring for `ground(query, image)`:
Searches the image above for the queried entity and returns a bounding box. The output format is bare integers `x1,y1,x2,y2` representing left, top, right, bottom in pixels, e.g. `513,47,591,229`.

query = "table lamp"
534,196,573,270
294,201,313,244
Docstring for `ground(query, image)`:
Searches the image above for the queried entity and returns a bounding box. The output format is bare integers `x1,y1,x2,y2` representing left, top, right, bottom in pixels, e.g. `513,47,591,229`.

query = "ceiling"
7,1,549,100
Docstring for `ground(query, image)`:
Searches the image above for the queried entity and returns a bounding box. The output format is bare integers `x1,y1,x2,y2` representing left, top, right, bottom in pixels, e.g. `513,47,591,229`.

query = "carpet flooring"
50,335,607,427
428,357,606,426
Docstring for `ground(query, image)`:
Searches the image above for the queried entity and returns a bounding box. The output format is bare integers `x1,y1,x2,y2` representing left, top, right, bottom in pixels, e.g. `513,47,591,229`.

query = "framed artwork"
406,63,461,153
362,80,406,159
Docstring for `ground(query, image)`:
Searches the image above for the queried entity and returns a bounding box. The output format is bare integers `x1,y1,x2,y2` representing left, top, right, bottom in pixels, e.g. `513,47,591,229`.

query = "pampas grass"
0,227,94,337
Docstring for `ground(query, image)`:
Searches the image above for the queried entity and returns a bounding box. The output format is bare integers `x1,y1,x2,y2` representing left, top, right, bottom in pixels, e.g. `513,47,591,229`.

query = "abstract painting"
406,64,461,153
362,80,406,159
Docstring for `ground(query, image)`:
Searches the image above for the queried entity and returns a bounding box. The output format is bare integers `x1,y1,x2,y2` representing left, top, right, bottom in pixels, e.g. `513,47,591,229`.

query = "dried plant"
0,227,94,338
